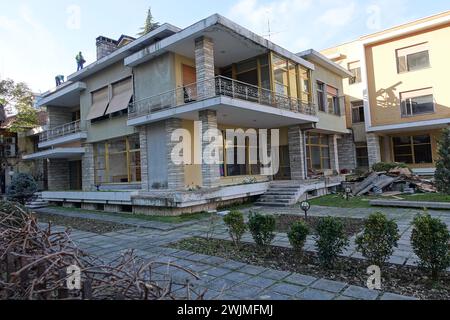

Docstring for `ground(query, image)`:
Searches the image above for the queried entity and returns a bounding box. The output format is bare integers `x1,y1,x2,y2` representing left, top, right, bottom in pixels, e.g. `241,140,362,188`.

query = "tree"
0,79,38,133
6,173,38,205
435,128,450,194
137,7,160,36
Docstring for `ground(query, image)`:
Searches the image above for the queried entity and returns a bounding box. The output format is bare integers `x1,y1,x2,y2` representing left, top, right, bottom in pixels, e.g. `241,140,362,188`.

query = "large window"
94,134,141,184
397,43,430,73
299,67,311,103
392,135,433,164
327,86,340,116
272,54,289,95
317,82,326,112
348,61,362,85
400,88,434,117
351,100,365,123
306,133,330,171
355,143,369,168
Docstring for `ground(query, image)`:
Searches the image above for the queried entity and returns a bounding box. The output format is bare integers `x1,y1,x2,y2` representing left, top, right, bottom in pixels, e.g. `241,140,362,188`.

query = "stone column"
195,36,215,100
138,126,149,191
328,135,340,173
288,126,307,180
200,110,220,188
47,159,70,191
82,143,95,191
166,118,185,190
367,133,381,168
337,134,357,171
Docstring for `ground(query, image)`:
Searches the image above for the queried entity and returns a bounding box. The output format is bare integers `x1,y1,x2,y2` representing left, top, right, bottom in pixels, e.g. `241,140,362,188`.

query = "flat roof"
297,49,352,78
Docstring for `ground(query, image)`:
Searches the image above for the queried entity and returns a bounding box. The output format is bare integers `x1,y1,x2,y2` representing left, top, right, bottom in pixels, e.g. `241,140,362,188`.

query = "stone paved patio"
34,204,450,300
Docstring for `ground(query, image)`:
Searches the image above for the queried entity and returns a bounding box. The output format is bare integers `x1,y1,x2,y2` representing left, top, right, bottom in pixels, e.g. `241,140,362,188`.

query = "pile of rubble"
350,167,436,196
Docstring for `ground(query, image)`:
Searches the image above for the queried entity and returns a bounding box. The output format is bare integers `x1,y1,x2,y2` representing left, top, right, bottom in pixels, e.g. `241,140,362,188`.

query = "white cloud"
317,2,357,27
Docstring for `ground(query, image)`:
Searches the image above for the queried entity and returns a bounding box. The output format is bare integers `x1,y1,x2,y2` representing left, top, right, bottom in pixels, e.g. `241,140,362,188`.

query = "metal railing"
39,120,83,142
128,76,317,119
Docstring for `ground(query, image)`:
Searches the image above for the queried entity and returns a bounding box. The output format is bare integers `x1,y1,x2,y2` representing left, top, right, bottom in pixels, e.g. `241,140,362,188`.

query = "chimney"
96,36,119,60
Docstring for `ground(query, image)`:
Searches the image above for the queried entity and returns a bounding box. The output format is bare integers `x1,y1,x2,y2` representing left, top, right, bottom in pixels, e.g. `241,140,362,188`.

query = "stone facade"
200,110,221,188
96,36,118,60
195,36,215,100
165,118,185,190
82,143,95,191
47,159,70,191
288,126,307,180
367,133,381,168
138,126,149,191
337,134,357,171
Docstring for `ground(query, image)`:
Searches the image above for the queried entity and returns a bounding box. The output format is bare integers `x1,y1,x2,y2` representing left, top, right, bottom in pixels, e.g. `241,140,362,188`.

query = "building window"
355,143,369,168
400,88,434,117
306,133,330,171
299,66,311,103
351,100,365,123
392,135,433,164
327,86,340,116
397,43,430,73
94,134,141,185
272,54,289,95
317,82,326,112
348,61,362,85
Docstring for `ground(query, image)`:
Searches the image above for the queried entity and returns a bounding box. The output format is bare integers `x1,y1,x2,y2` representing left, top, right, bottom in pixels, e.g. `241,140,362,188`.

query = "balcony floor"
128,95,318,128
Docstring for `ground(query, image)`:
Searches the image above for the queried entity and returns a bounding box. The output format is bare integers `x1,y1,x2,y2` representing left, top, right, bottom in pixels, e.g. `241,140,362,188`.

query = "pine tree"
435,128,450,194
138,7,160,36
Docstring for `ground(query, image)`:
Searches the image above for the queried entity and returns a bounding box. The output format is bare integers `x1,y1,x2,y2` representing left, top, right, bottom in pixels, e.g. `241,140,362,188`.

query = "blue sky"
0,0,449,93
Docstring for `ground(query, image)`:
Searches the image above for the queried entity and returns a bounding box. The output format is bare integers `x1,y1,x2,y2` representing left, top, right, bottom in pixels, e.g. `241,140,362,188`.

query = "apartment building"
322,10,450,175
24,14,352,215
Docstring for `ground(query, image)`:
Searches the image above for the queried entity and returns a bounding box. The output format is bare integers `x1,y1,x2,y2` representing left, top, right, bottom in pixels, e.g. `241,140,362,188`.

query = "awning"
86,87,109,120
105,78,133,115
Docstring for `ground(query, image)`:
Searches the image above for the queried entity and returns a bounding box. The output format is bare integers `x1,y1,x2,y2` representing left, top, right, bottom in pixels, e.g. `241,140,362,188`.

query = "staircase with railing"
128,76,316,120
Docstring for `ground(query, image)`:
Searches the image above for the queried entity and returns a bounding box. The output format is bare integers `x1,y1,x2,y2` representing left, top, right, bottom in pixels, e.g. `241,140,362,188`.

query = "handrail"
128,76,317,119
39,120,83,142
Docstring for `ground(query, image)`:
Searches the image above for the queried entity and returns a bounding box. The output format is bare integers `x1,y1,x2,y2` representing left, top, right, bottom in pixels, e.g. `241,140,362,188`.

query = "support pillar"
200,110,220,188
82,143,95,191
367,133,382,168
288,126,307,180
166,118,185,190
195,36,215,100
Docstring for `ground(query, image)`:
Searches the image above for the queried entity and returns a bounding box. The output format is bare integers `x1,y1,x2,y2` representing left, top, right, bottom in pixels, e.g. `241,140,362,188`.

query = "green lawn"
307,193,450,208
48,206,213,224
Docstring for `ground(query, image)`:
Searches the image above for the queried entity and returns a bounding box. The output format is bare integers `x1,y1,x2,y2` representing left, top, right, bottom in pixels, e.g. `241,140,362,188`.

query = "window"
299,67,311,103
272,54,289,95
317,82,326,112
94,134,141,184
327,86,340,116
400,88,434,117
351,100,365,123
392,135,433,164
355,144,369,168
397,43,430,73
306,133,330,171
348,61,362,85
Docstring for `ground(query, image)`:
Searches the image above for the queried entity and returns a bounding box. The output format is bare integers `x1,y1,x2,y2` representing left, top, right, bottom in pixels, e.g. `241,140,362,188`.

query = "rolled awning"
86,87,109,120
105,77,133,115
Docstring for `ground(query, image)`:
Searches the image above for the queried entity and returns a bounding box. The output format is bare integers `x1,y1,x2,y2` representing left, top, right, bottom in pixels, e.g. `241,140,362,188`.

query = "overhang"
367,118,450,134
38,132,87,149
128,95,318,129
297,49,353,78
22,147,85,160
36,82,86,108
125,14,314,70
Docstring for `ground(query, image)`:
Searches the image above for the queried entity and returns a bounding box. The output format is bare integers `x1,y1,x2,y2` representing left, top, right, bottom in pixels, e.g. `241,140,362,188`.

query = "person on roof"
76,52,86,71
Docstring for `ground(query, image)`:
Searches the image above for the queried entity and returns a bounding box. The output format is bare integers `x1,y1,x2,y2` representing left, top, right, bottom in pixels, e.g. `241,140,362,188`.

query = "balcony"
128,76,317,128
38,120,87,148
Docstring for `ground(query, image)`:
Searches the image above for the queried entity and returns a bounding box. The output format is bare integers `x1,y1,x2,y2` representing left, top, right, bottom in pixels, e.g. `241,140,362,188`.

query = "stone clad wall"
82,143,95,191
288,126,306,180
367,133,381,168
337,134,357,171
47,159,70,191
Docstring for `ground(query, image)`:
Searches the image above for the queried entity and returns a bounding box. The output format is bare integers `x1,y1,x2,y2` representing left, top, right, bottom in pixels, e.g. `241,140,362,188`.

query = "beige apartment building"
322,10,450,175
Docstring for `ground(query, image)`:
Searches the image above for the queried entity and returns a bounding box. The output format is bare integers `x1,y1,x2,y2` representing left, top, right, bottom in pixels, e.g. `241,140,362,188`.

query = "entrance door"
69,160,82,190
274,145,291,180
182,65,197,102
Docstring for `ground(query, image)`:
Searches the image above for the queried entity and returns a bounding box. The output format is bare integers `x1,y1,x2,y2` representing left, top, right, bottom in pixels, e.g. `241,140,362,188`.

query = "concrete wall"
365,23,450,127
47,159,70,191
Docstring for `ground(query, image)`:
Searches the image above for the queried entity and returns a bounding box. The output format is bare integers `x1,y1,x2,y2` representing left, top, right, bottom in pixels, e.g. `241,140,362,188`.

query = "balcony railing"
39,120,82,142
128,76,316,119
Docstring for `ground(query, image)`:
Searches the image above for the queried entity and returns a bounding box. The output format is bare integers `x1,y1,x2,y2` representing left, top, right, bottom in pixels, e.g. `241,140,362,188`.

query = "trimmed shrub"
223,210,246,247
247,212,276,248
355,212,400,267
6,173,38,205
288,221,309,253
372,162,409,172
411,213,450,280
315,217,349,268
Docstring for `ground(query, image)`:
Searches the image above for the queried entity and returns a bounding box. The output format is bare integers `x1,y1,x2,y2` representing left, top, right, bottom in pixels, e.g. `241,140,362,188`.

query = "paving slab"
310,279,347,293
342,285,380,300
284,274,317,286
295,288,336,300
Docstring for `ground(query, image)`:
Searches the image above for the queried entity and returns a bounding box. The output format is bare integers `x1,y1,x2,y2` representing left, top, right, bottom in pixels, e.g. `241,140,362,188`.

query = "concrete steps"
26,193,49,209
255,183,302,207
